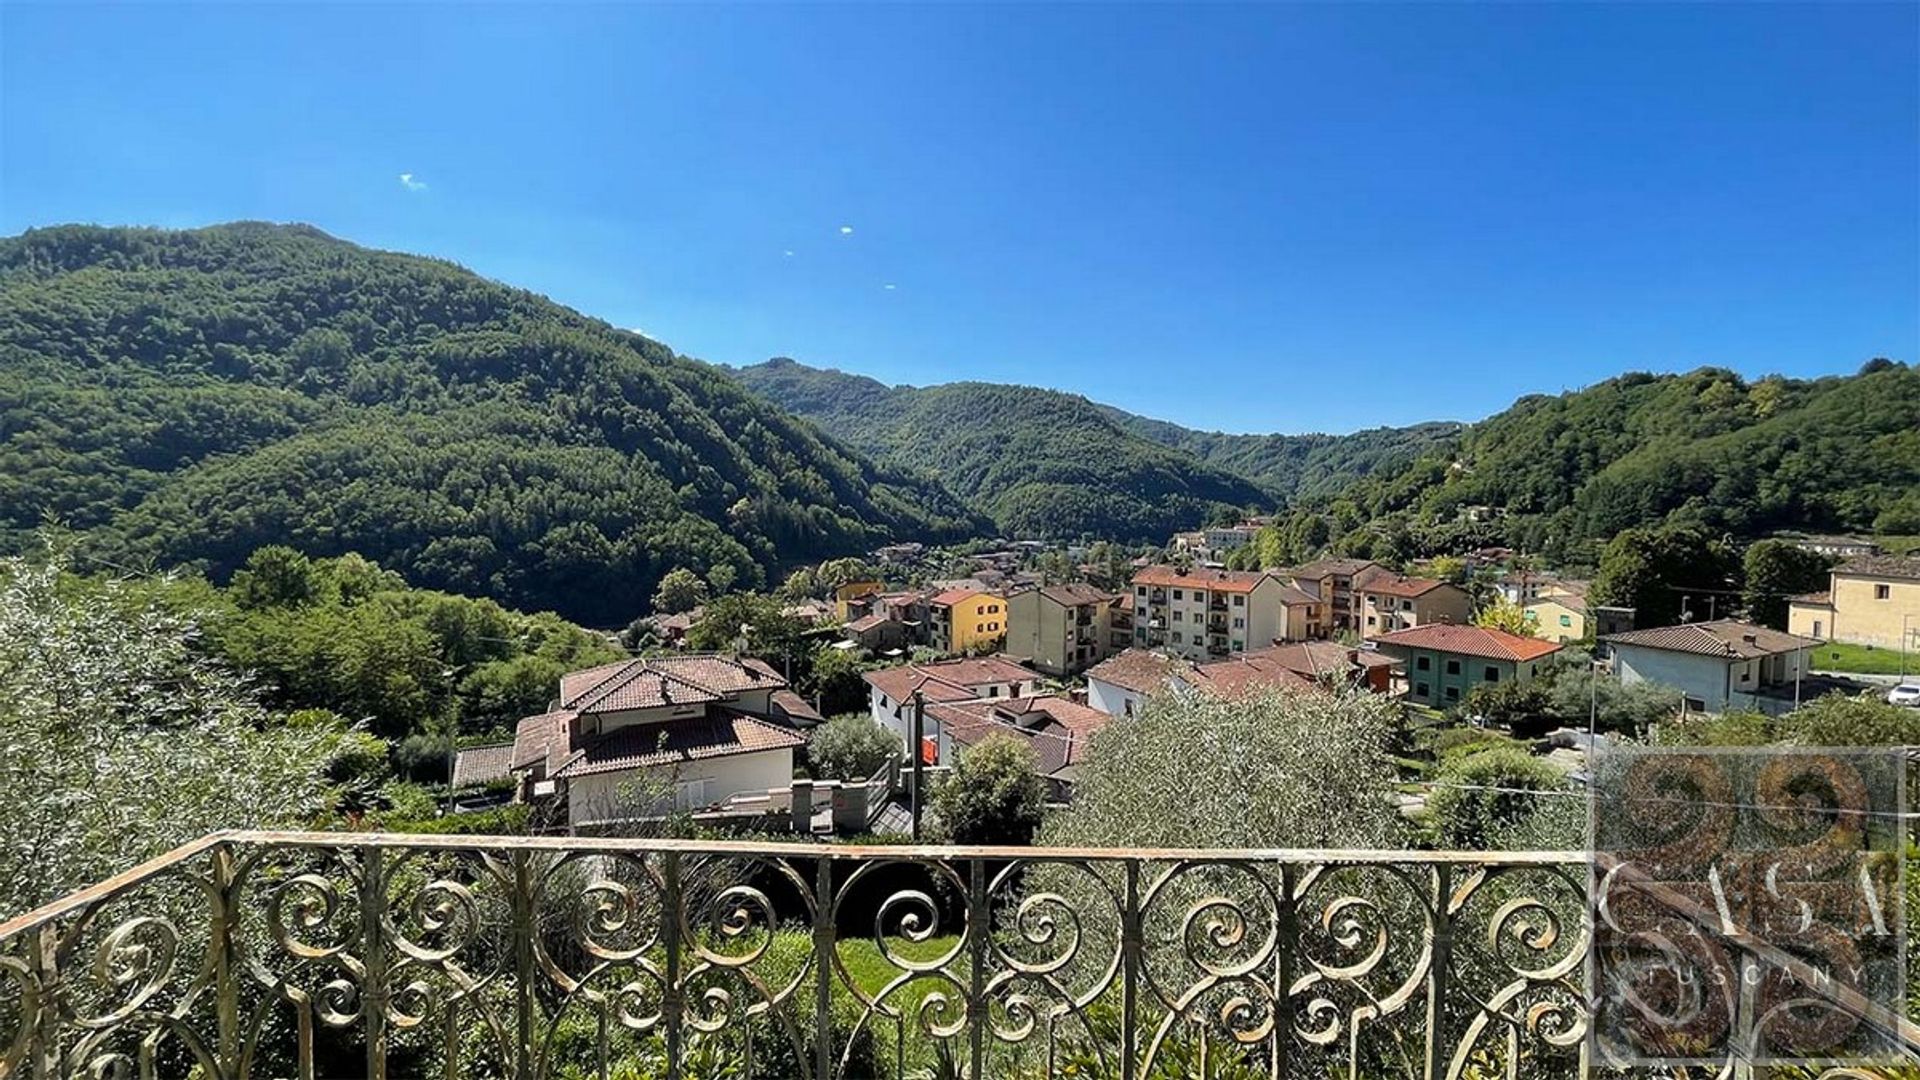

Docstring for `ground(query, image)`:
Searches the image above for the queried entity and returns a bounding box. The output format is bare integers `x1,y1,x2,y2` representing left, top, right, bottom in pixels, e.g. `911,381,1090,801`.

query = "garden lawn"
1808,640,1917,677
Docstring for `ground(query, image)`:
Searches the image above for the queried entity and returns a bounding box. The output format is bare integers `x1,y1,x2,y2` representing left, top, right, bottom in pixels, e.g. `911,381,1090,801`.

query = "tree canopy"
0,224,985,625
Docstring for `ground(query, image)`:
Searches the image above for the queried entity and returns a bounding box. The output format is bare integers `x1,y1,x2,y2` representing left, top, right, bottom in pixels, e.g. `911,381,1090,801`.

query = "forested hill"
1293,362,1920,565
729,358,1274,540
1099,409,1463,504
0,223,986,625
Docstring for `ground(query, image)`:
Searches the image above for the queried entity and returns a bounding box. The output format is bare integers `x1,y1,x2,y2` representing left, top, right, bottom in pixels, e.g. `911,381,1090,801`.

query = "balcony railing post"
29,924,59,1080
661,850,684,1080
511,850,535,1080
360,844,388,1080
209,842,240,1080
1120,860,1140,1080
1273,862,1296,1079
967,857,987,1080
1422,862,1454,1080
812,855,833,1080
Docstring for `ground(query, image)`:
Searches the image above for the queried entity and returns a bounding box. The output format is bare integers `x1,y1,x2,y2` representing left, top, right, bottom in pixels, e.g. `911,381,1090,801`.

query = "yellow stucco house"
1521,581,1590,643
929,588,1007,654
833,580,885,621
1788,555,1920,648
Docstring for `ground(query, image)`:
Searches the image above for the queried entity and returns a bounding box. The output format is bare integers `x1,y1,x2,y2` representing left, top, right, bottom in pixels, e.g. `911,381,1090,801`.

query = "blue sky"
3,4,1914,434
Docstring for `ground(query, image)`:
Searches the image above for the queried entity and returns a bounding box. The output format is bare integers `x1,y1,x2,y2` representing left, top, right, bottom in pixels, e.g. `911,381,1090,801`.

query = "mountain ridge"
0,222,987,624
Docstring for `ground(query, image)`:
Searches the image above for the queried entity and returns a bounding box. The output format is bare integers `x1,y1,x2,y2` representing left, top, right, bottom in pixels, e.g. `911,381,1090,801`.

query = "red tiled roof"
512,710,575,770
846,612,892,632
930,588,989,607
1790,591,1833,607
1371,624,1563,662
1183,656,1321,701
1289,558,1382,580
771,689,824,725
862,656,1040,703
451,742,516,788
924,695,1109,777
1131,566,1273,594
1084,648,1186,694
1600,620,1819,659
560,655,785,712
1242,641,1393,677
1358,575,1451,599
1034,583,1119,607
553,712,806,778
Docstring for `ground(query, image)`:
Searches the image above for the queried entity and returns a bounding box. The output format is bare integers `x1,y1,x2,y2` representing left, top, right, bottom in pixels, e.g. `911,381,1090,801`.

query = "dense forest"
1308,362,1920,565
0,224,986,624
1103,409,1462,504
730,358,1276,539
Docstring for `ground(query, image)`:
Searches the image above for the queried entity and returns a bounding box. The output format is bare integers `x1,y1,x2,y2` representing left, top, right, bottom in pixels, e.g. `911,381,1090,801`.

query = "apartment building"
927,588,1008,654
1129,566,1299,661
1005,583,1127,677
1284,558,1383,633
1357,574,1472,637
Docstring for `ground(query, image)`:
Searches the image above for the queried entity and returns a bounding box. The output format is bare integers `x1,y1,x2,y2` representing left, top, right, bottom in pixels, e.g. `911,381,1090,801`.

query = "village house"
1601,620,1817,716
927,587,1008,654
920,694,1110,795
1005,583,1127,677
464,654,821,828
1522,581,1591,643
1084,642,1396,718
1357,574,1473,637
1787,554,1920,650
1130,566,1308,661
1283,558,1383,634
861,656,1046,758
832,580,886,621
1370,624,1563,710
1785,534,1882,559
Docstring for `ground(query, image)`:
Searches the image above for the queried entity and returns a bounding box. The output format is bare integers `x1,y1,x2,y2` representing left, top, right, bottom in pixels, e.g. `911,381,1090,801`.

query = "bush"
1427,747,1573,850
806,715,900,781
393,732,453,782
932,734,1046,846
1456,680,1552,727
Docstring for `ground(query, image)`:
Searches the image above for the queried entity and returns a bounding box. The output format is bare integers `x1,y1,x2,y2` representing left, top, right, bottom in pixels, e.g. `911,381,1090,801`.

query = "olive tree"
0,547,348,916
806,714,900,782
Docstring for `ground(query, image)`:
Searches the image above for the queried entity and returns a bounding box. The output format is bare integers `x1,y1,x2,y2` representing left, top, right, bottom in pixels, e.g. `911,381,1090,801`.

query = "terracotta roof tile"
1358,575,1451,599
1131,566,1273,594
553,713,806,778
1600,620,1819,659
1085,648,1186,694
1372,624,1563,662
451,742,516,788
1836,555,1920,582
862,656,1040,703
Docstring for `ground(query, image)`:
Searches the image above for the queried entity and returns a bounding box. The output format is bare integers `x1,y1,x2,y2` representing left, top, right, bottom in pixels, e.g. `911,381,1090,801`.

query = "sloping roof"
1600,620,1819,660
846,612,893,633
1358,574,1451,599
1034,583,1118,607
1372,624,1563,662
930,587,989,607
1131,566,1273,594
771,689,824,725
1183,657,1320,700
552,712,806,778
512,710,575,770
1084,648,1186,694
1835,555,1920,582
924,695,1109,777
1789,591,1833,607
559,655,786,713
862,656,1040,703
1290,558,1382,580
451,742,516,788
1273,582,1320,606
1242,641,1394,677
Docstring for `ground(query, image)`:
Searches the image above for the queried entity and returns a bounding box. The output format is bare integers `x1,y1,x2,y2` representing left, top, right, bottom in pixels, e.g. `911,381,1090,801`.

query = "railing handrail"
0,828,1586,939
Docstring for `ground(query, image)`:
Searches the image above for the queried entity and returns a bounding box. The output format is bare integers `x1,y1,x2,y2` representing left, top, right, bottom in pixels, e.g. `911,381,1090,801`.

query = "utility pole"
910,690,925,842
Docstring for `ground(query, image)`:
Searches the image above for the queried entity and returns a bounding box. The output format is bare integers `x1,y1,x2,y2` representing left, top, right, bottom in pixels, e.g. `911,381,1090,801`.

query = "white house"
481,654,817,827
862,656,1044,760
1084,649,1186,718
1600,620,1818,717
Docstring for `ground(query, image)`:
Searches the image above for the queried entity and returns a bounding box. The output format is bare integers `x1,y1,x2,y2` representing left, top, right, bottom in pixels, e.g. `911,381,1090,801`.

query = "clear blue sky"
3,4,1914,433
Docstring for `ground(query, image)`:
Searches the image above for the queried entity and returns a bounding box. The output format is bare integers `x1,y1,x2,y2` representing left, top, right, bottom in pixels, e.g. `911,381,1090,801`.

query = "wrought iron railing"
0,831,1910,1079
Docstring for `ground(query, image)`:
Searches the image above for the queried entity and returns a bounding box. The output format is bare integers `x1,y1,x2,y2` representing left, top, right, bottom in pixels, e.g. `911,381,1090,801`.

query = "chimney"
1741,632,1757,645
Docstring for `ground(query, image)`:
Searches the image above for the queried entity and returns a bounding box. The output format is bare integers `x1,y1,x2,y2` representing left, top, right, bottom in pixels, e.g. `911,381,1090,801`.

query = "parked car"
1886,683,1920,708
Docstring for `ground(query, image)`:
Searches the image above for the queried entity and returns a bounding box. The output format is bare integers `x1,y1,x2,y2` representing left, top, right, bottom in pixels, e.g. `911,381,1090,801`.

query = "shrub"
932,734,1046,846
807,715,900,781
1427,747,1573,850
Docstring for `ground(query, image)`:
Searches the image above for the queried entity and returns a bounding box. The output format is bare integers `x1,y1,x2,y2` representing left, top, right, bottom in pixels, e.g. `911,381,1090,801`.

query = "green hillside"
730,358,1276,540
1103,408,1463,504
1303,362,1920,564
0,223,986,624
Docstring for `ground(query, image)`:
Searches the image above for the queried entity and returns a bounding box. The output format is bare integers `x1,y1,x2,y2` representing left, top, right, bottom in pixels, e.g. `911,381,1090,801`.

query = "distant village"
456,520,1920,834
